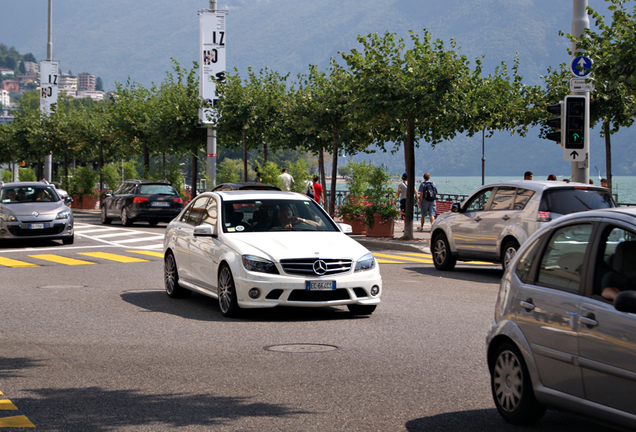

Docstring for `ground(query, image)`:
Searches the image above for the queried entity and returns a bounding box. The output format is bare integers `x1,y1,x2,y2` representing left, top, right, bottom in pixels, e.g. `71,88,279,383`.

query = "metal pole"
205,0,218,190
44,0,53,182
481,129,485,186
571,0,589,184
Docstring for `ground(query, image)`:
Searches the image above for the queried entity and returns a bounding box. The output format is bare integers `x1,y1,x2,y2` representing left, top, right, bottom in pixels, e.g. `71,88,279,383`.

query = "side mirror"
193,224,217,238
64,196,74,204
338,223,353,235
614,291,636,314
451,202,461,213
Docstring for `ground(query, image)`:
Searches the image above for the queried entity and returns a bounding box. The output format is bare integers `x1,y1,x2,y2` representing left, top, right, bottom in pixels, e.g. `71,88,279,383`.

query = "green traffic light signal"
565,96,586,149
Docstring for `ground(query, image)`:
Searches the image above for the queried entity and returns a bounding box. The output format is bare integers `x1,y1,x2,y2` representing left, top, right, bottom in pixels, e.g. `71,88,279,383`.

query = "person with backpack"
418,172,438,232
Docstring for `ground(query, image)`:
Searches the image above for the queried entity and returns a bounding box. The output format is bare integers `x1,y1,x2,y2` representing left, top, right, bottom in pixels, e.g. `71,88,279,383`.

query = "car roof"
477,179,609,192
202,190,308,201
123,180,172,185
212,182,281,191
1,181,58,188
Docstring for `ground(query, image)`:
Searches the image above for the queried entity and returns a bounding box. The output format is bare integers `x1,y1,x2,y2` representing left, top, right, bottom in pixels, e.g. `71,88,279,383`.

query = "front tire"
218,265,240,317
432,233,456,271
501,239,520,271
164,252,191,299
121,207,133,226
101,206,112,224
491,342,546,425
347,304,376,315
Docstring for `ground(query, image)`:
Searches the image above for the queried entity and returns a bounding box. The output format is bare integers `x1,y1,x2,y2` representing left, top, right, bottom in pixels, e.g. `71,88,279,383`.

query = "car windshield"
139,184,177,195
539,188,615,216
1,186,60,204
222,199,338,233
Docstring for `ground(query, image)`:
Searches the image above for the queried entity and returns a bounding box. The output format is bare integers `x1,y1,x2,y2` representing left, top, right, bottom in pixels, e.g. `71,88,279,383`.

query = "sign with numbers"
199,11,227,124
39,60,59,116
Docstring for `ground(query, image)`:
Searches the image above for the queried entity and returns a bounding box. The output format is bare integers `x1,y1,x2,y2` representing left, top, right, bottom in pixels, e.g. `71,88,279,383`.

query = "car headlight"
355,253,376,272
0,211,17,222
242,255,279,274
56,209,71,220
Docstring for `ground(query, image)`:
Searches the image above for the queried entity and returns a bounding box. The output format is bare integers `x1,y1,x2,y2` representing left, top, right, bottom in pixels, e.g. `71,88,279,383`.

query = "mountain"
0,0,632,176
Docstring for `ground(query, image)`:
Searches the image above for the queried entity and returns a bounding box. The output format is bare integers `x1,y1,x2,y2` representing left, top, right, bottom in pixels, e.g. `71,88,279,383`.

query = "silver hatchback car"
0,181,74,245
486,207,636,429
431,180,615,271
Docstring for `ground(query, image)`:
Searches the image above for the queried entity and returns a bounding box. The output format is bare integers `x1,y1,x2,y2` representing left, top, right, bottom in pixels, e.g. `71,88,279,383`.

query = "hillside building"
78,73,95,91
1,89,10,107
0,80,19,93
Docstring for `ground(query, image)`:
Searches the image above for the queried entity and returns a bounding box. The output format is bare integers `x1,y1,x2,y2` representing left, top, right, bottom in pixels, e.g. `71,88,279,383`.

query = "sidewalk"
350,219,432,254
73,209,431,253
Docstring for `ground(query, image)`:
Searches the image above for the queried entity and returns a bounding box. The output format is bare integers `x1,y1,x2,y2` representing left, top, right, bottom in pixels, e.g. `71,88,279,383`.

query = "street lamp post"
44,0,53,182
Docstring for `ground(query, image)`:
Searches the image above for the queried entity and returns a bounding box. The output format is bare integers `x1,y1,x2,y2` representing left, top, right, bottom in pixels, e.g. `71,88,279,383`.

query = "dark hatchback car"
100,180,183,226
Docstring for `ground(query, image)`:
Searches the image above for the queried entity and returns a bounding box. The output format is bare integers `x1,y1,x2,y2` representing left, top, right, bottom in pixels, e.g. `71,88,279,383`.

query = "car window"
139,184,177,195
200,198,217,228
539,188,614,216
464,188,493,212
222,199,338,233
514,188,534,210
113,183,126,194
1,186,59,203
184,197,209,227
594,226,636,300
537,223,592,292
490,187,516,211
515,236,543,283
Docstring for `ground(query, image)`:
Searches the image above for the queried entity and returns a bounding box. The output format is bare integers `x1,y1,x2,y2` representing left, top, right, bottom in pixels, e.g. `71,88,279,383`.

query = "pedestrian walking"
278,168,294,191
418,173,438,231
395,173,418,221
311,175,324,205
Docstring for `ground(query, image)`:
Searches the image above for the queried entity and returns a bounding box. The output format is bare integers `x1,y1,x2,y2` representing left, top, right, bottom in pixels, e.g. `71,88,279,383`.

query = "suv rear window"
139,184,177,195
539,188,614,216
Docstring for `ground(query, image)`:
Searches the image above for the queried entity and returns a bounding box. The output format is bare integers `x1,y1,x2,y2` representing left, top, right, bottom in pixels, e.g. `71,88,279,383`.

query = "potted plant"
336,195,368,234
70,166,99,209
363,165,399,238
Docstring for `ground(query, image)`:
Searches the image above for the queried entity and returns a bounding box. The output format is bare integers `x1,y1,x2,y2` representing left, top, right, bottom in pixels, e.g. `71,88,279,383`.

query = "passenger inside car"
601,240,636,301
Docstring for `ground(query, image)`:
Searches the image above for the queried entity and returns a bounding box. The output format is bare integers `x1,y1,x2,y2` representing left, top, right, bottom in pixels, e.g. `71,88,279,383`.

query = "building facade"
78,74,95,91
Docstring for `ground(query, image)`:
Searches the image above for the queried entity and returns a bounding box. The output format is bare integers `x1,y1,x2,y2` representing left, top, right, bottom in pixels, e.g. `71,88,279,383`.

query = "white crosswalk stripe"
74,223,166,249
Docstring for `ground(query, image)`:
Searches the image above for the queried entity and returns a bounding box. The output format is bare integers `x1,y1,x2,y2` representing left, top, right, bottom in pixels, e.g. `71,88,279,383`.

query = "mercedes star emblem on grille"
313,260,327,275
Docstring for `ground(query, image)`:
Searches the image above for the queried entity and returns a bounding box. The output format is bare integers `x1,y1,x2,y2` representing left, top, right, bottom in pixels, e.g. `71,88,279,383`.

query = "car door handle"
502,215,510,221
580,314,598,327
520,299,535,311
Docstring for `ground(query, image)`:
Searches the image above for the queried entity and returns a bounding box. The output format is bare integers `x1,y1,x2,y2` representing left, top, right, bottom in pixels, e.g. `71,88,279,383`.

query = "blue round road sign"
571,56,593,77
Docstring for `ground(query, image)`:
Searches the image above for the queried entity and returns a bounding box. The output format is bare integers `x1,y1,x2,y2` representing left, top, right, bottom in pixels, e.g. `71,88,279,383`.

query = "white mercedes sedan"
163,190,382,317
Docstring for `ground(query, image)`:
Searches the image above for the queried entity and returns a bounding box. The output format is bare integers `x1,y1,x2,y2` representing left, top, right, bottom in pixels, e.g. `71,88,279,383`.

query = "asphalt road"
0,215,622,431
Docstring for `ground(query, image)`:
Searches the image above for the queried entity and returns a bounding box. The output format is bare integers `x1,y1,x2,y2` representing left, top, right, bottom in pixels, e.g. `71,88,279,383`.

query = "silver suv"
430,180,615,270
486,207,636,429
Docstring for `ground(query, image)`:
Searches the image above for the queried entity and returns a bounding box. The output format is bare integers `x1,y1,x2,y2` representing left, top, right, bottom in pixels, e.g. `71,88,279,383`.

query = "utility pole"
206,0,217,189
44,0,53,182
571,0,589,184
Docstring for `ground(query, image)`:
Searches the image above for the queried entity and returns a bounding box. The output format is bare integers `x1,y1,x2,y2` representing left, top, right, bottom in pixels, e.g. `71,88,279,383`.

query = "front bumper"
0,219,73,240
233,268,382,309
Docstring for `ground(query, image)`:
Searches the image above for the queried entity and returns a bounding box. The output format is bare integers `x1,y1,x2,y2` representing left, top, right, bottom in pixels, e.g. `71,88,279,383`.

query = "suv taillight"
133,197,148,204
538,211,551,222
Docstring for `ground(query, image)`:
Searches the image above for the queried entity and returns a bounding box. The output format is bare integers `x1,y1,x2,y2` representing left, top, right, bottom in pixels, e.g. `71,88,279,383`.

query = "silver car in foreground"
431,180,615,271
0,181,74,245
486,207,636,429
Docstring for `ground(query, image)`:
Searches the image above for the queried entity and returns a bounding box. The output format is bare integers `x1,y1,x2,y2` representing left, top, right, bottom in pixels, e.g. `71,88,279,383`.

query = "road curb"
351,236,431,254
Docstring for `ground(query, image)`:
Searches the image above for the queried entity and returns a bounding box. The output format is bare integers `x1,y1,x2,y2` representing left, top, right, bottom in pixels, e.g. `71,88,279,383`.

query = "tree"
95,76,104,92
567,0,636,192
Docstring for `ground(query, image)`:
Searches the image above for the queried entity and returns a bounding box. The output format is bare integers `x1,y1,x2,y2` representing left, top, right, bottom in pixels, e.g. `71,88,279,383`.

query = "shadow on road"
16,386,310,432
0,356,45,379
406,408,621,432
120,290,369,323
403,265,504,284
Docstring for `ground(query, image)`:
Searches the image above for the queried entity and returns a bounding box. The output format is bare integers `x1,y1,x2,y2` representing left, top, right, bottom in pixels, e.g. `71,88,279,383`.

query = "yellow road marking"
29,255,96,266
0,257,39,268
397,252,432,258
376,259,404,264
127,250,164,258
0,399,18,410
0,415,35,427
372,253,432,263
78,252,148,263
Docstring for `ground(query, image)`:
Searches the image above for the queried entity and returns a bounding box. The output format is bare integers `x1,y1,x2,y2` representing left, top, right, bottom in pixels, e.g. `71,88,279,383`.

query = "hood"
4,201,67,218
225,231,371,262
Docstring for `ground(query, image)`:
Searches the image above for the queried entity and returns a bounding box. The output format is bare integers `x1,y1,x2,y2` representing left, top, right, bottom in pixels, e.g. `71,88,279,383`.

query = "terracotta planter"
71,194,97,210
365,214,395,238
342,216,367,235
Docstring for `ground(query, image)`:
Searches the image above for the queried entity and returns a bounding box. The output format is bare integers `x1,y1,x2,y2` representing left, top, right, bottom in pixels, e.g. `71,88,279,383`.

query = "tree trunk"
318,143,326,203
330,127,339,216
263,143,268,164
243,129,248,182
604,121,613,199
403,115,416,240
98,145,104,200
143,143,150,179
191,151,198,199
163,152,166,180
63,151,68,191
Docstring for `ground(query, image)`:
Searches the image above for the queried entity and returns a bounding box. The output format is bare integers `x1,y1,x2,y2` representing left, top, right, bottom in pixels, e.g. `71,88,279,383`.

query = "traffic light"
564,95,586,149
545,101,563,145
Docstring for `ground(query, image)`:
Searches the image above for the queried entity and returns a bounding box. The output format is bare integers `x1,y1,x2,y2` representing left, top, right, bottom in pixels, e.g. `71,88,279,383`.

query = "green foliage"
101,163,121,191
288,158,311,193
70,166,99,197
122,161,139,180
259,161,282,188
18,167,36,181
165,162,186,197
2,169,12,182
217,158,242,184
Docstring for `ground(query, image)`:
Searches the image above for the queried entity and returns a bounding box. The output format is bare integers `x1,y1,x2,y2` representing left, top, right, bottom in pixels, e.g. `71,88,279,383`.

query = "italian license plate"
151,201,170,207
306,280,336,291
29,223,45,229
